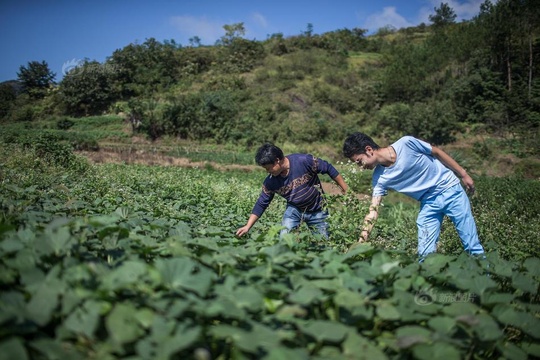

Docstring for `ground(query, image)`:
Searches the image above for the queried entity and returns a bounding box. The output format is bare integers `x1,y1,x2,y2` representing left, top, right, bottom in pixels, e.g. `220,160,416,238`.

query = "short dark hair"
342,132,380,158
255,143,284,166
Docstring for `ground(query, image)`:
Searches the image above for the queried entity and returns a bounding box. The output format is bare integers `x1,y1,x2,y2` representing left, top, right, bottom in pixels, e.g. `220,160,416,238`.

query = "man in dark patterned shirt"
236,143,348,239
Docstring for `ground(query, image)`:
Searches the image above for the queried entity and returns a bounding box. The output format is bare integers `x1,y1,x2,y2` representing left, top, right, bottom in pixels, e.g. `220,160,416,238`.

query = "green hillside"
1,0,539,177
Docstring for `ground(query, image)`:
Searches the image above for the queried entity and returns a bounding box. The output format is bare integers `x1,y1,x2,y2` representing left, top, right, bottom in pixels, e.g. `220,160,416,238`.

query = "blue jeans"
281,205,329,239
417,183,484,258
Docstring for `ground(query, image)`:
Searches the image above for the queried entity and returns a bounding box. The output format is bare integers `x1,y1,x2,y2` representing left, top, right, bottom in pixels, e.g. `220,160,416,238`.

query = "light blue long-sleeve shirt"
372,136,460,201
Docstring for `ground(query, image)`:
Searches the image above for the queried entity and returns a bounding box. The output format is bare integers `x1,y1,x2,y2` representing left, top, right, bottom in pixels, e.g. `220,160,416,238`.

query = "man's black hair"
255,143,284,166
342,132,380,158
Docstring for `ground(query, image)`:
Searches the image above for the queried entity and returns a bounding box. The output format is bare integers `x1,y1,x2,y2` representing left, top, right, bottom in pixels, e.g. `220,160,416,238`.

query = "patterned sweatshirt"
251,154,340,217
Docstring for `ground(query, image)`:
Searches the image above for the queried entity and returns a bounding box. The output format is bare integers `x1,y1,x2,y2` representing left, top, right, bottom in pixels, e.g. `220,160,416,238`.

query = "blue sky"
1,0,485,82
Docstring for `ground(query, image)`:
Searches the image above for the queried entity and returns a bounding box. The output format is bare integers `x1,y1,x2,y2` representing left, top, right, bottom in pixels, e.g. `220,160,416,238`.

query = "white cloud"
445,0,485,20
362,1,486,33
422,0,486,23
251,12,268,28
364,6,413,33
169,15,224,44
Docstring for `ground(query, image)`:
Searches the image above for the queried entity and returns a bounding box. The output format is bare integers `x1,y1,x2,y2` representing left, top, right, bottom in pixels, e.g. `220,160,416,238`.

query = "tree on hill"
429,2,457,27
17,60,56,99
59,60,117,116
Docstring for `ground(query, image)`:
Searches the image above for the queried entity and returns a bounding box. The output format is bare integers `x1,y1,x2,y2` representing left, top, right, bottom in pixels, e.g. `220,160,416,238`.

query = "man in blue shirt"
342,132,484,258
236,143,348,239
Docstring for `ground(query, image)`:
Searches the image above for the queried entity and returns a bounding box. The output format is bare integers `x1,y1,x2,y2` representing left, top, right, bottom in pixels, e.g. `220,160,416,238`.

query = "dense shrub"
375,100,458,144
471,176,540,259
56,118,74,130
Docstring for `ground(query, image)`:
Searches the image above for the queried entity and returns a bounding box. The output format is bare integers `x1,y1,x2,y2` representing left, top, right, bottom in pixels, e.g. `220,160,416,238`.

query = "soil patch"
77,149,256,172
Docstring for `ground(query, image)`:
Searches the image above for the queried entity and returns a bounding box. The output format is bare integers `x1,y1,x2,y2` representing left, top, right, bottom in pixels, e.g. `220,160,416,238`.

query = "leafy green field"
0,143,539,359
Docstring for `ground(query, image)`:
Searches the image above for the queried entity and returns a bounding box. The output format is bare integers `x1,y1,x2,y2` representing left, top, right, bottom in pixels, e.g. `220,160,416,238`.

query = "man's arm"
236,214,260,237
431,146,475,193
332,174,348,194
360,196,382,242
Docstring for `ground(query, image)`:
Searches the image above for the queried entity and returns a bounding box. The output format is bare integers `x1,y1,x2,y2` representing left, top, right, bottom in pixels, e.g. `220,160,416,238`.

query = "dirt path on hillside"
77,149,256,172
77,149,368,197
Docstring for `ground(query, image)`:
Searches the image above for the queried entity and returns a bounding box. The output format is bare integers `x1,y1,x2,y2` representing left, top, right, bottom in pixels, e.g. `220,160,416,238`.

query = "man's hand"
236,225,250,237
359,196,381,242
359,230,369,242
235,214,259,237
462,173,475,194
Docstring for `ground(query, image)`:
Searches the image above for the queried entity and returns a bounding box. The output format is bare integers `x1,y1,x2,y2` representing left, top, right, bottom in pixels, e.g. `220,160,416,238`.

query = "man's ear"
365,146,373,154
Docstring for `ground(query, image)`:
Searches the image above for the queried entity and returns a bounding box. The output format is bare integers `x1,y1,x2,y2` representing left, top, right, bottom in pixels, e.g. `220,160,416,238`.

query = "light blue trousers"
417,183,484,257
281,205,329,239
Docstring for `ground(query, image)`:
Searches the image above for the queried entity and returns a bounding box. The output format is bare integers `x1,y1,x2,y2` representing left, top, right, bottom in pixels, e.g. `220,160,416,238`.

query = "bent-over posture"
236,143,348,239
342,132,484,258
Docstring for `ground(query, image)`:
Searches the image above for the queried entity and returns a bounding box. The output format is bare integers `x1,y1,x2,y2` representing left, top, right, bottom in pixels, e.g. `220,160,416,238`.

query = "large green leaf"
297,320,351,343
442,301,481,316
523,257,540,277
492,304,540,339
262,346,310,360
244,322,286,352
29,338,84,360
521,341,540,358
34,226,76,257
25,266,65,326
88,214,122,227
210,323,282,354
411,342,461,360
496,342,528,360
376,300,401,321
395,326,431,349
0,263,17,285
0,291,26,324
0,237,25,254
342,330,387,360
420,254,452,274
487,254,514,277
370,252,399,277
185,236,221,252
0,337,28,360
427,316,456,335
287,285,325,305
472,313,503,341
155,256,216,296
105,302,145,345
101,260,148,291
334,288,367,309
64,300,106,338
203,297,247,320
393,303,430,322
19,267,45,287
164,298,191,318
147,314,175,339
136,320,201,359
480,292,516,306
310,278,343,292
3,248,36,272
453,274,497,295
222,285,264,312
393,277,412,291
511,272,538,294
275,304,308,321
338,271,371,293
343,242,377,261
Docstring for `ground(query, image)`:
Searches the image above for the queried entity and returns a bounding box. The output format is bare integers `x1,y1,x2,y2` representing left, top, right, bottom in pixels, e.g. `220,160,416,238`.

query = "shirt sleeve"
251,184,275,217
313,155,340,179
406,136,432,155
